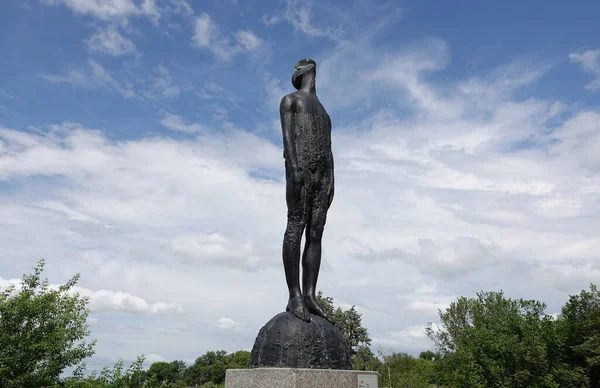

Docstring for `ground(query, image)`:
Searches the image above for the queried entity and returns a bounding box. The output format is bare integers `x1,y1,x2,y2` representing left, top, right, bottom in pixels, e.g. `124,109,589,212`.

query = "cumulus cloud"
570,48,600,92
0,277,183,315
75,287,184,314
217,317,241,330
85,25,136,56
171,233,274,271
191,13,263,61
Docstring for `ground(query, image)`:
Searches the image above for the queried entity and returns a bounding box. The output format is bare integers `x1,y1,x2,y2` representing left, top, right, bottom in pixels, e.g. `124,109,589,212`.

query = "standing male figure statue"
280,58,334,322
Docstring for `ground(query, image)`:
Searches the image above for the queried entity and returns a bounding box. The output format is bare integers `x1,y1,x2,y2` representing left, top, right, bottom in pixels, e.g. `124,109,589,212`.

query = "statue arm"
328,116,335,207
280,96,300,176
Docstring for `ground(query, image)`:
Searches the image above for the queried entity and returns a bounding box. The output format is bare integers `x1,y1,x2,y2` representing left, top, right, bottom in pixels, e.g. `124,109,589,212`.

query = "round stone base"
249,311,351,370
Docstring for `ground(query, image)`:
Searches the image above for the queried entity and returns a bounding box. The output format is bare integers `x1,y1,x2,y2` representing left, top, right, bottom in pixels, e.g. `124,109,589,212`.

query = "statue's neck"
300,73,316,94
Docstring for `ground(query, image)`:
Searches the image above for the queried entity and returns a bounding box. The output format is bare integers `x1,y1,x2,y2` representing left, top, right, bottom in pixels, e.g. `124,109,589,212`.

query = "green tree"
60,356,147,388
226,350,251,369
351,345,381,371
146,360,186,385
316,291,371,357
426,290,559,388
184,350,235,386
0,259,96,387
377,352,434,388
418,350,437,361
556,283,600,387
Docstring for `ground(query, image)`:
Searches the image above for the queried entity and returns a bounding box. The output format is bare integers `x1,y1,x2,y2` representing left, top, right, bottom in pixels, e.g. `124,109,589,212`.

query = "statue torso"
284,91,332,173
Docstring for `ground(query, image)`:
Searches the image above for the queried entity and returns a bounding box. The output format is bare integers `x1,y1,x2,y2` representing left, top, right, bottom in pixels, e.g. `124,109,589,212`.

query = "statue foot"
305,295,333,324
286,295,311,322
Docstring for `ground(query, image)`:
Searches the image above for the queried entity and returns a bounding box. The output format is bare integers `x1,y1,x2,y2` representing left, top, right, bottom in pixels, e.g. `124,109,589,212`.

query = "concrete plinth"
225,368,378,388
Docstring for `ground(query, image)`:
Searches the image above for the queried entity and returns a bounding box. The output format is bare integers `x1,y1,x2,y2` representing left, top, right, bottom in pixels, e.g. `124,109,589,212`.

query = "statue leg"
283,198,311,322
302,201,332,322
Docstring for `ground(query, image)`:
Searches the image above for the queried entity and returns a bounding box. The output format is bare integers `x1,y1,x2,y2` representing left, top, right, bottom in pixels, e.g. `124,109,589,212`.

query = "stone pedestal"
225,368,378,388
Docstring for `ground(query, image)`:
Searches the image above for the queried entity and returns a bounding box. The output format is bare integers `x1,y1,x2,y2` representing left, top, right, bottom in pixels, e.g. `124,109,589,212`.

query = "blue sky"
3,1,599,137
1,0,600,371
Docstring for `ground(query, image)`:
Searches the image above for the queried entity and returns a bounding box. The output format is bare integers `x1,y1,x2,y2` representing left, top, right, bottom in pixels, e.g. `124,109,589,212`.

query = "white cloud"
167,0,193,16
407,300,451,316
85,25,136,56
217,317,241,330
0,277,183,315
0,277,20,292
388,325,430,341
74,287,184,314
263,0,342,41
235,30,262,51
144,353,166,363
0,89,14,111
39,59,136,98
192,13,214,48
570,48,600,92
263,73,286,109
151,65,180,98
343,235,504,281
139,0,160,23
40,61,185,100
39,69,91,87
191,13,263,61
402,286,456,317
36,200,102,224
570,49,600,72
372,324,442,353
88,60,136,98
39,61,135,98
160,112,206,133
171,233,272,271
42,0,160,22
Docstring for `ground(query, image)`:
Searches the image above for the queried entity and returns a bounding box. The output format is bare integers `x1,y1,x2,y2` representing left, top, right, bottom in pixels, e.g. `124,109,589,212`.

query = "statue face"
292,58,316,90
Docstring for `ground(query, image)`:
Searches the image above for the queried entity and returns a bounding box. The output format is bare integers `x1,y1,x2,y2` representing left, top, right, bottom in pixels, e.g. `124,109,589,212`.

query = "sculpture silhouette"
280,58,334,322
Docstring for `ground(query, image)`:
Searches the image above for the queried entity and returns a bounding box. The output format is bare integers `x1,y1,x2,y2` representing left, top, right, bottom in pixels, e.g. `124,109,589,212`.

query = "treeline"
57,351,251,388
1,260,600,387
53,350,438,388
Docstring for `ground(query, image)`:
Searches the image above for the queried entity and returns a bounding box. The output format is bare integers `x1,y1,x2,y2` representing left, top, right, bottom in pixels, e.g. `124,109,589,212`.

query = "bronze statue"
280,58,334,322
248,59,350,370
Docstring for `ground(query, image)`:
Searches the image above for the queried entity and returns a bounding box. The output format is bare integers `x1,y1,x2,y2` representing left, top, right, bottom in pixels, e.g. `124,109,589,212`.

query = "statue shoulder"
280,93,300,111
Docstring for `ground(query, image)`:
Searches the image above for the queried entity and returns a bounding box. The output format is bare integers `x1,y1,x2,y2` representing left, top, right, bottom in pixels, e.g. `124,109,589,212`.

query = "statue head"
292,58,316,90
